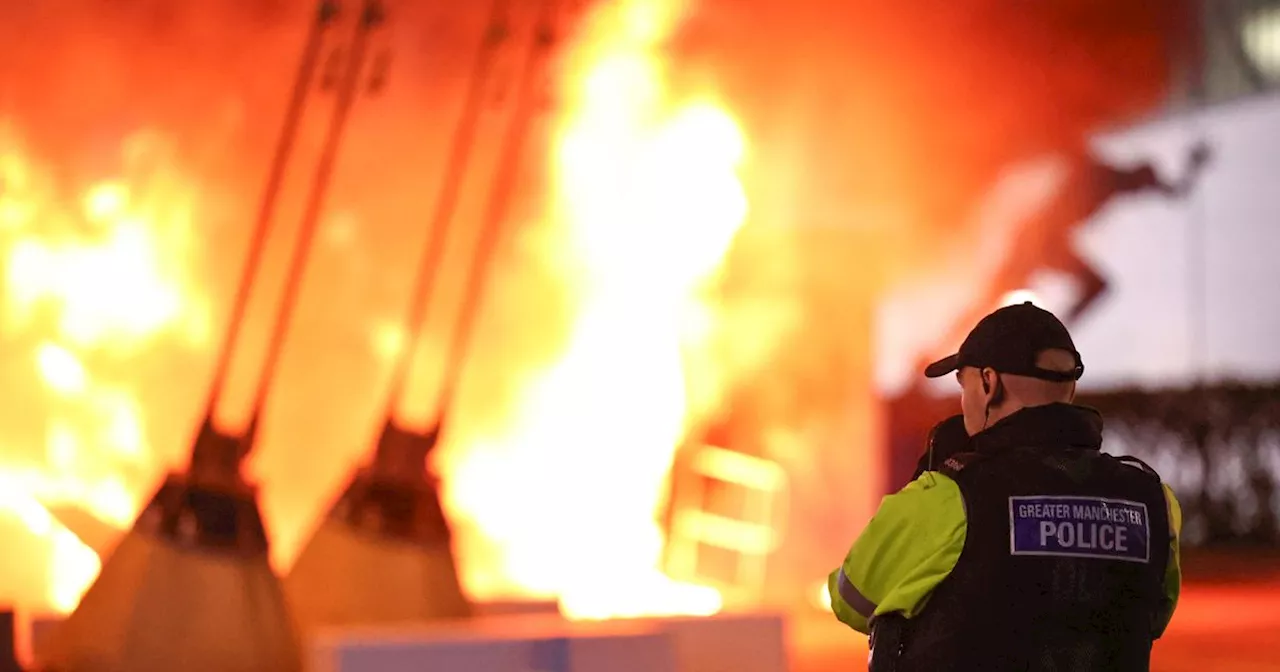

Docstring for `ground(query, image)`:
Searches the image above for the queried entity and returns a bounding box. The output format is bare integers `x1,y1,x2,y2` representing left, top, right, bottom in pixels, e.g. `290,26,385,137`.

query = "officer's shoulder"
909,450,991,484
901,468,964,495
934,450,986,479
1105,452,1162,480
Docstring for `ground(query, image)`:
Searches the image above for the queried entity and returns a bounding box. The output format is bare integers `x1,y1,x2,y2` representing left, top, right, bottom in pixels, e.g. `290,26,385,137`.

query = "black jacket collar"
970,403,1104,453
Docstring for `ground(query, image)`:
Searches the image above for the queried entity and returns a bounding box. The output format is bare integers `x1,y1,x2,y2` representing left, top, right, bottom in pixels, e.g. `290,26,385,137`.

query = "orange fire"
0,125,210,612
0,0,753,621
442,0,745,619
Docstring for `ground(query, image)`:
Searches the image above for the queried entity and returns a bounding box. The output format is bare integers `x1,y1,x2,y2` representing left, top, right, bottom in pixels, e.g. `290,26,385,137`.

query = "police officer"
828,302,1182,671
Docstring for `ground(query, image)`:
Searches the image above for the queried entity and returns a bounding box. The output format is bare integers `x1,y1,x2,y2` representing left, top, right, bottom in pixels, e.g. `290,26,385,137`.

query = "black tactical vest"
892,405,1172,672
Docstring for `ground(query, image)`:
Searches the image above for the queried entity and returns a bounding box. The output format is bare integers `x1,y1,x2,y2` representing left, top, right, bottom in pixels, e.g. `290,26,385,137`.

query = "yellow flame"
49,527,100,614
370,321,405,361
0,478,102,613
0,127,206,612
446,0,744,620
8,225,186,346
37,343,88,395
83,182,130,223
0,0,754,622
813,579,833,611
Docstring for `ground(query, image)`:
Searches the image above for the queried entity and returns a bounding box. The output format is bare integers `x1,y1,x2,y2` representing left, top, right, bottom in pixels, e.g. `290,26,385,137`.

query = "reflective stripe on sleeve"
837,567,878,617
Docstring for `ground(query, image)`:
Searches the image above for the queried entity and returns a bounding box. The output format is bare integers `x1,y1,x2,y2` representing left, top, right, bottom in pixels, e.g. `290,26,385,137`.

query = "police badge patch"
1008,496,1150,563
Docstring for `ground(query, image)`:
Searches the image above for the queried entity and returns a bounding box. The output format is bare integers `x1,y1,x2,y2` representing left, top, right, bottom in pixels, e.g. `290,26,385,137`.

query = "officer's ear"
980,368,1001,403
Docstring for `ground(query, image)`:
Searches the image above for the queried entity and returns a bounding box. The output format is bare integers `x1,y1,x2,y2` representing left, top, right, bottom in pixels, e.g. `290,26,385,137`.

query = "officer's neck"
982,401,1027,431
972,402,1104,452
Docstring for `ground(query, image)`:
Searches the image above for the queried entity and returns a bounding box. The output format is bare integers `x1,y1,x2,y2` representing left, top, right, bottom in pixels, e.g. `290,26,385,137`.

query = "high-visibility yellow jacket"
828,471,1182,636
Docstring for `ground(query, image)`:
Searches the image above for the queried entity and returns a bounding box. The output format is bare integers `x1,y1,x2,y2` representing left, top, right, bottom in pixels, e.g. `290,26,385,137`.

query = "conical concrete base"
38,475,302,672
285,467,471,629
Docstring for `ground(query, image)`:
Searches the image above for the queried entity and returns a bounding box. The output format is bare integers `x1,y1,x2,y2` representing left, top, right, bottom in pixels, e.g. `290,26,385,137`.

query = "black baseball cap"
924,302,1084,382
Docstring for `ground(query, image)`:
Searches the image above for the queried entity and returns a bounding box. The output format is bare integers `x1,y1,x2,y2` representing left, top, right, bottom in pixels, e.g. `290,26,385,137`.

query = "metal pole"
203,0,340,414
430,0,562,418
248,0,386,423
381,0,516,406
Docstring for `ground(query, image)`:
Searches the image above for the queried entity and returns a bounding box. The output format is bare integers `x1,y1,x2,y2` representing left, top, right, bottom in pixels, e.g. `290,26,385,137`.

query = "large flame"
0,0,1183,627
444,0,743,619
0,125,209,612
0,0,749,621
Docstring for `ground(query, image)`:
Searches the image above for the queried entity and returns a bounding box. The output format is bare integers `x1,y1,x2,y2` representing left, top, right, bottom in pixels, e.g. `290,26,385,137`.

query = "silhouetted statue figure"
930,141,1212,367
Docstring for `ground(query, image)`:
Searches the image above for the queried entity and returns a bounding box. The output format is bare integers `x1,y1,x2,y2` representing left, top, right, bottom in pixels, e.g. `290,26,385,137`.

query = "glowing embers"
664,438,789,601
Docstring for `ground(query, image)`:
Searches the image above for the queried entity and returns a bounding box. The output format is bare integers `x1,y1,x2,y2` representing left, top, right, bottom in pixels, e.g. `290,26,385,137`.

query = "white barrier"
308,616,677,672
21,602,560,665
30,609,789,672
652,613,788,672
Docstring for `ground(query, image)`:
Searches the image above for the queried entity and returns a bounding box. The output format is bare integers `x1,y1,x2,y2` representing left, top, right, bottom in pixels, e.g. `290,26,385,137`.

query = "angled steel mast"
286,0,578,628
40,3,386,670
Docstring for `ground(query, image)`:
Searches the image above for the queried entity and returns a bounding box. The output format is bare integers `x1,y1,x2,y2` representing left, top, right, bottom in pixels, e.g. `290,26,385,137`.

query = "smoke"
647,0,1185,601
664,0,1184,426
